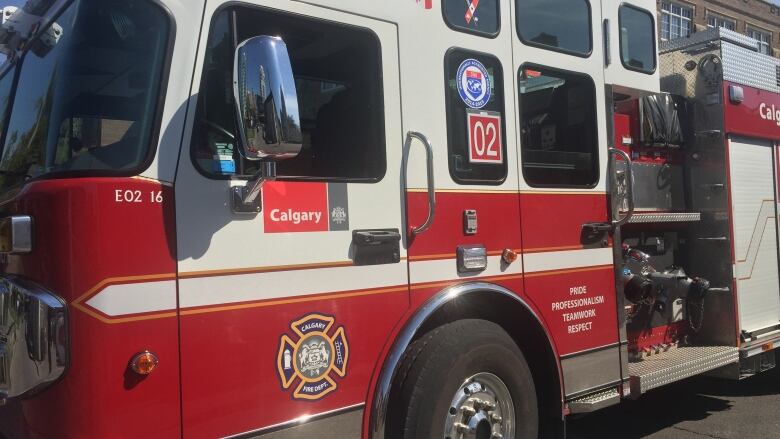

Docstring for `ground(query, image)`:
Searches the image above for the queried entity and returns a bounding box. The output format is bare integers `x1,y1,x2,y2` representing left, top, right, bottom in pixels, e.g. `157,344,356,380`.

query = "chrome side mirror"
233,36,302,160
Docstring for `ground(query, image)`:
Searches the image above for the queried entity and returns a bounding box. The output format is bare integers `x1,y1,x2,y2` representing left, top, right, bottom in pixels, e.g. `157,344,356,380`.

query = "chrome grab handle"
610,147,635,227
402,131,435,236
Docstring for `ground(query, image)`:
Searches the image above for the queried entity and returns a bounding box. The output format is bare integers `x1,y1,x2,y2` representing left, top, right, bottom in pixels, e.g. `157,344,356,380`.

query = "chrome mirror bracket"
230,162,277,214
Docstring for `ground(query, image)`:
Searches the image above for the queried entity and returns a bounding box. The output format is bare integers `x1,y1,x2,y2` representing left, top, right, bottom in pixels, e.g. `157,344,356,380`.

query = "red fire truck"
0,0,778,438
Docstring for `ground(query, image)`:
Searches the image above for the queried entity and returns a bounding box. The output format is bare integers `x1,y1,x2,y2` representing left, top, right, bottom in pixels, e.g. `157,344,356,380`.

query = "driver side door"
175,2,408,437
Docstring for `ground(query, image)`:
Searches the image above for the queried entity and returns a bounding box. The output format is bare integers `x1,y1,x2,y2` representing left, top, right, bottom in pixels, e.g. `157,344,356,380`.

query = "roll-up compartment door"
728,136,780,336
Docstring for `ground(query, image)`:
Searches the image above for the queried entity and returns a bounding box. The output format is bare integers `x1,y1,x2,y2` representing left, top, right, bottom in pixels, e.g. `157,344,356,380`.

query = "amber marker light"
130,351,159,375
502,248,518,264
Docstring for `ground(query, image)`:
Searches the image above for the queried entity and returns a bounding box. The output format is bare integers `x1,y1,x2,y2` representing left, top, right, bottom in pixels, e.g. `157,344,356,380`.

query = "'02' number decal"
467,110,503,164
114,189,164,204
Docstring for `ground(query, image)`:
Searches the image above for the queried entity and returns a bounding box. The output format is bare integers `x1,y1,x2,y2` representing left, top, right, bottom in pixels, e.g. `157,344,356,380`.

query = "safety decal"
277,313,349,400
263,182,349,233
465,0,480,24
457,59,491,109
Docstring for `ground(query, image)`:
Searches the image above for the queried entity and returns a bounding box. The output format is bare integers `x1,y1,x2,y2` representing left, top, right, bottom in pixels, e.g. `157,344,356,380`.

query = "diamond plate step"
567,388,621,414
629,346,738,396
627,212,701,224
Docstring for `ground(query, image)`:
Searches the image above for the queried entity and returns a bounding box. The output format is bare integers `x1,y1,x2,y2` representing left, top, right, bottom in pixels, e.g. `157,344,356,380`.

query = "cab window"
442,0,500,37
516,0,592,57
0,67,16,145
0,0,171,191
619,5,656,73
445,49,507,184
519,65,598,187
192,7,386,181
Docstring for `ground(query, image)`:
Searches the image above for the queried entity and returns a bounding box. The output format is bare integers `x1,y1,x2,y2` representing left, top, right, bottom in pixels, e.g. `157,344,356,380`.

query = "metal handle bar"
402,131,435,236
610,147,635,227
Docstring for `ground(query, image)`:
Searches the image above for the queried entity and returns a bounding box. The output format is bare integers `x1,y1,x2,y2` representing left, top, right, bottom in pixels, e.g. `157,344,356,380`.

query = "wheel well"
394,290,564,438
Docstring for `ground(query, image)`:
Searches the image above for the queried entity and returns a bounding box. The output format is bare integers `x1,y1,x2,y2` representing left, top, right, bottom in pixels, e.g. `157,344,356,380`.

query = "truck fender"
368,281,563,439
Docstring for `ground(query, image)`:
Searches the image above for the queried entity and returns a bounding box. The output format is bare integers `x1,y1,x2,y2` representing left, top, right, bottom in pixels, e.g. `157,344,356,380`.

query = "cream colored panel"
728,136,780,334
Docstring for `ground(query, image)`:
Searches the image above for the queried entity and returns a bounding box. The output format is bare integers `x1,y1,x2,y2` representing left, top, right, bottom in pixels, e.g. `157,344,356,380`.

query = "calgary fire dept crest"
277,313,349,400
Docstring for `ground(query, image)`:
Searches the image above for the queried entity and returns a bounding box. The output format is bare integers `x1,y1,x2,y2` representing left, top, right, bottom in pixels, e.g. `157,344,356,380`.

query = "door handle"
402,131,436,236
351,229,401,266
581,148,635,237
610,147,635,227
353,229,402,245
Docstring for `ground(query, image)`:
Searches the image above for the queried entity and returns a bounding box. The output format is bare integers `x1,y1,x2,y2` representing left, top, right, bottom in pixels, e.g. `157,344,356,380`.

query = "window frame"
191,4,388,184
443,47,508,186
515,0,594,59
746,25,772,56
659,1,693,42
441,0,501,39
618,4,657,75
706,13,736,31
0,62,20,158
0,0,176,188
517,63,600,189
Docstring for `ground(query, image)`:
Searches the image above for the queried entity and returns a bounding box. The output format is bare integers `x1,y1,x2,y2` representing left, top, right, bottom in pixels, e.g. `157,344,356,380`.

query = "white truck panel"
728,136,780,334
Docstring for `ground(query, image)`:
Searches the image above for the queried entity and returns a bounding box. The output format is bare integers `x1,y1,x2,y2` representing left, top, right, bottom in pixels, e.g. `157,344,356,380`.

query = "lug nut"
461,405,476,416
454,422,469,432
491,413,502,424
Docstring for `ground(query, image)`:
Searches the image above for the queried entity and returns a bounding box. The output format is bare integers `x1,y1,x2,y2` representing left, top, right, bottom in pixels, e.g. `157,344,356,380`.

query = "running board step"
567,388,621,414
628,346,738,396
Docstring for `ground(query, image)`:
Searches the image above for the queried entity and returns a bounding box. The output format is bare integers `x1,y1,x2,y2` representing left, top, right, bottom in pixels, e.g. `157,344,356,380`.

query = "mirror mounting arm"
230,162,277,214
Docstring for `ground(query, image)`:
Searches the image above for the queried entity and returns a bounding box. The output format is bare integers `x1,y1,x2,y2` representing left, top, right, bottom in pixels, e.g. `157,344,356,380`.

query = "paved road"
568,365,780,439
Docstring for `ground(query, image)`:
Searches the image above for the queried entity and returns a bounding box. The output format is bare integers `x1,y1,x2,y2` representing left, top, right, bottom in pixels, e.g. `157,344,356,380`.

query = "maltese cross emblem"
277,313,349,400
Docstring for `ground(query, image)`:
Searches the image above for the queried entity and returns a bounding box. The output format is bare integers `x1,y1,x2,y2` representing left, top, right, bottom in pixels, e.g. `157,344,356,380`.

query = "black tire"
391,319,538,439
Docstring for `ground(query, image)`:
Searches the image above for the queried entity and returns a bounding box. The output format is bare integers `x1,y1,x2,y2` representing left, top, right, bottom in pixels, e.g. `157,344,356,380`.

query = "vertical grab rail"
610,147,635,227
402,131,436,236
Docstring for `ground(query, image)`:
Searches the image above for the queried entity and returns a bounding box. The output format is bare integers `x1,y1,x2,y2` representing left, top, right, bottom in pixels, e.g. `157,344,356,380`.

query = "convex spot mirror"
233,36,302,160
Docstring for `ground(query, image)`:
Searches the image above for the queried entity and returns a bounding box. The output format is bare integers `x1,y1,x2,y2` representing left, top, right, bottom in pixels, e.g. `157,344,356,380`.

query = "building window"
707,14,735,31
660,2,693,41
747,27,771,56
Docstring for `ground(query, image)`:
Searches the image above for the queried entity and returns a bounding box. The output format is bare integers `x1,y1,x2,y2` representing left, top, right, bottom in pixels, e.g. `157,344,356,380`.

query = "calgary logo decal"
277,313,349,400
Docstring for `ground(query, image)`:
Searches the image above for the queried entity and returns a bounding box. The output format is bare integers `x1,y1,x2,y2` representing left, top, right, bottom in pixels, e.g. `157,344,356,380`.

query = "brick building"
657,0,780,57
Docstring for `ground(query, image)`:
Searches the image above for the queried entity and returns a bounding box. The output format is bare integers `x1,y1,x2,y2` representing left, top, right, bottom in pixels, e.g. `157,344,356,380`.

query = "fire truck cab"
0,0,777,438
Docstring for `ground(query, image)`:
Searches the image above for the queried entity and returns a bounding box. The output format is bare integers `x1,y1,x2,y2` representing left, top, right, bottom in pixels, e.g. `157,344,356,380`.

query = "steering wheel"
201,119,236,141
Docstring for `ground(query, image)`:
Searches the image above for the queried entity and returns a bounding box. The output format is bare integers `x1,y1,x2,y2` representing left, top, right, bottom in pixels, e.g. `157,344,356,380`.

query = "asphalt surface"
568,365,780,439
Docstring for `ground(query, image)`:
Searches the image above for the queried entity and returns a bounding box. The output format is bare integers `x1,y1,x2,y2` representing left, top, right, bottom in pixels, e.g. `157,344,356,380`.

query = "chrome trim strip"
369,282,561,439
222,403,365,439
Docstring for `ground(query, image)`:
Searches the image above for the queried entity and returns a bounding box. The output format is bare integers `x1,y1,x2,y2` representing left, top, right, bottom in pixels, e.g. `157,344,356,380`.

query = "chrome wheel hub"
444,373,514,439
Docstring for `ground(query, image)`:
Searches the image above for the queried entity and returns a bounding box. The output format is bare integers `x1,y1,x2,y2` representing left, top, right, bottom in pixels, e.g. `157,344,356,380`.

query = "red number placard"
467,110,503,164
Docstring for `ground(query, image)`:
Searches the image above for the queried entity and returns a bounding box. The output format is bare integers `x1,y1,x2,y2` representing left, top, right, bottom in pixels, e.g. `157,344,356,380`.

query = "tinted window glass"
443,0,500,36
519,66,598,187
193,7,386,181
619,5,656,73
0,69,16,143
445,50,506,184
516,0,591,56
0,0,170,191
